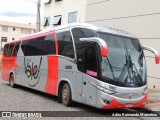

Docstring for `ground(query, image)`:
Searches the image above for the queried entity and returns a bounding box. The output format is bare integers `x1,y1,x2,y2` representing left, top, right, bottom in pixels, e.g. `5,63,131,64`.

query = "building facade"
86,0,160,90
0,21,35,49
42,0,86,30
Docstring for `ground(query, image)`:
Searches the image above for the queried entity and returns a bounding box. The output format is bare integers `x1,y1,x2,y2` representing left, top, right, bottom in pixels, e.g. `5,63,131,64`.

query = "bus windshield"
99,33,147,87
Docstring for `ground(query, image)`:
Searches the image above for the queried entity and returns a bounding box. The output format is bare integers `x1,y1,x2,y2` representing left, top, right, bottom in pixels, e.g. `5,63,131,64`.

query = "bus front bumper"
101,94,147,109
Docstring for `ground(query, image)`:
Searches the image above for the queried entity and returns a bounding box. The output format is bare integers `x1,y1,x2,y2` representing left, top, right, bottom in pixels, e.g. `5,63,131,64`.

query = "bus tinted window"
85,44,98,77
3,44,14,57
72,28,96,61
21,35,55,56
8,44,14,56
3,44,9,56
72,28,95,44
12,42,21,56
57,31,74,58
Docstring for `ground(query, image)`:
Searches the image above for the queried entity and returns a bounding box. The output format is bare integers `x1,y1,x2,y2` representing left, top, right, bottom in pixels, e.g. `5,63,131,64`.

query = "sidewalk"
145,91,160,111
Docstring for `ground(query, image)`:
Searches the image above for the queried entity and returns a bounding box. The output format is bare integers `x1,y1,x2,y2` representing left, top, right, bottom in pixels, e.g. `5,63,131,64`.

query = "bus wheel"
62,83,73,106
9,74,15,88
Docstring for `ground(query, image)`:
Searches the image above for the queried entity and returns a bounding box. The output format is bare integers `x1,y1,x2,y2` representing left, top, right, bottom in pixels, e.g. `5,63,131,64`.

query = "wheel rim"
62,85,69,103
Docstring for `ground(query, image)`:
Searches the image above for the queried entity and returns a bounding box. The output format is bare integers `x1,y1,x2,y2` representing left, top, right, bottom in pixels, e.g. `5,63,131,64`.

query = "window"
72,28,96,58
3,44,14,57
99,33,146,87
21,35,55,56
3,44,9,56
12,38,15,41
43,17,50,26
72,28,96,44
21,29,31,34
50,15,62,25
1,37,7,42
13,28,16,31
84,44,98,77
57,31,74,58
68,12,77,23
76,43,98,77
2,26,8,32
12,42,21,56
8,44,14,56
72,28,96,71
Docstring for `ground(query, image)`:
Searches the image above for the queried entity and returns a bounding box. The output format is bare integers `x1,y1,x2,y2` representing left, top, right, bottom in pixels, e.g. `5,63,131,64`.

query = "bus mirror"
80,37,108,57
143,46,160,64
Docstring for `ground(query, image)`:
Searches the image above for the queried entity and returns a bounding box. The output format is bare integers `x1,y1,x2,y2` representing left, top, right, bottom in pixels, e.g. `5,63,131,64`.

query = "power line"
87,0,110,6
23,0,37,3
139,38,160,39
86,12,160,22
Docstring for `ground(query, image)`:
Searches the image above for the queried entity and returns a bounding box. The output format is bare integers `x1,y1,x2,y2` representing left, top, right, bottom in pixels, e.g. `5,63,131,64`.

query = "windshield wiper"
118,53,143,86
106,57,115,79
119,53,128,81
128,54,143,84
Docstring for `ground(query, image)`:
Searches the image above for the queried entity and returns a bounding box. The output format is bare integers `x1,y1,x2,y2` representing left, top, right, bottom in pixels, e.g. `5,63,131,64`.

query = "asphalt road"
0,78,159,120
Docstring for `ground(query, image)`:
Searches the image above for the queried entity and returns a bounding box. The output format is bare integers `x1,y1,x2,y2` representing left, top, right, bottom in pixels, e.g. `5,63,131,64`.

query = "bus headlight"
89,81,116,95
97,85,115,95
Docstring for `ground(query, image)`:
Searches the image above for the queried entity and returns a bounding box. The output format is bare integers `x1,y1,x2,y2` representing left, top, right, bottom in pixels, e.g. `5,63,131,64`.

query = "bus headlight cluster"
89,81,116,95
97,85,115,95
97,85,115,94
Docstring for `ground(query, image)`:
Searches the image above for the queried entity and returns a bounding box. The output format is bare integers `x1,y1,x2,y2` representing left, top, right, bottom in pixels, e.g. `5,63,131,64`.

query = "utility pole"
36,0,41,32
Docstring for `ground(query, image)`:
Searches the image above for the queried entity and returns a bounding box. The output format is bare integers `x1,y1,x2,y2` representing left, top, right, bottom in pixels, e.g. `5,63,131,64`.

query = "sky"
0,0,45,24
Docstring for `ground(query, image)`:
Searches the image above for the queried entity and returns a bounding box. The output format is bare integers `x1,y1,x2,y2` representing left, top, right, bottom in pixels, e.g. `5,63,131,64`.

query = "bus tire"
9,74,16,88
62,83,73,106
58,83,63,103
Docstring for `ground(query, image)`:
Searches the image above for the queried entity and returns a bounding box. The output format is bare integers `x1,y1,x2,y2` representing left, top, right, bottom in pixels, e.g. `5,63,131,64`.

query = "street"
0,78,159,120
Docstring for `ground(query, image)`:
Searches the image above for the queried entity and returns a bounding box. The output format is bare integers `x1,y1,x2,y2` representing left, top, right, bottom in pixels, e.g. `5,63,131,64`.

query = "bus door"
81,44,98,106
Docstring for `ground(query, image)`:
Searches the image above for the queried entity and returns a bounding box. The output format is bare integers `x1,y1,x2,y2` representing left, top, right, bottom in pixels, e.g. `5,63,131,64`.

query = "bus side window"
84,45,98,77
77,47,85,72
57,31,75,58
3,44,14,57
3,44,9,57
12,42,21,56
8,44,14,56
44,35,56,55
21,35,55,56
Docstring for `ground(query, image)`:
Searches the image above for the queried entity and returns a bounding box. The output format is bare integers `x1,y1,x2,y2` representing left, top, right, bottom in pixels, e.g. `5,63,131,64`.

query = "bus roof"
6,23,137,44
55,23,137,38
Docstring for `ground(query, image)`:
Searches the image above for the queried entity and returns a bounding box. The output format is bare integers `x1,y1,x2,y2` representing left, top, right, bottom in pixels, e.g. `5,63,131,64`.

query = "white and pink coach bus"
1,23,160,109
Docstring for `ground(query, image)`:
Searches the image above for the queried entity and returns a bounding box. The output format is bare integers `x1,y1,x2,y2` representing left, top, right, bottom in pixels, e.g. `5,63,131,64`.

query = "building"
0,21,35,50
42,0,86,30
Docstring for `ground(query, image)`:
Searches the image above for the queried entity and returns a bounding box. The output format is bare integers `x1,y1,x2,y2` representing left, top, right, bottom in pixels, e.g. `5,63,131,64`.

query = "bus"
1,23,160,109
